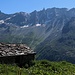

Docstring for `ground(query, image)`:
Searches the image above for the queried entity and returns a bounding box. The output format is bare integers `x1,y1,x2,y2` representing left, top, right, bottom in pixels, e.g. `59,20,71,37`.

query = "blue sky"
0,0,75,14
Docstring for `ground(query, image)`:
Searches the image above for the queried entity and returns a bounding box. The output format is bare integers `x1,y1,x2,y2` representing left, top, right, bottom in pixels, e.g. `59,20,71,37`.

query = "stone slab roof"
0,43,36,57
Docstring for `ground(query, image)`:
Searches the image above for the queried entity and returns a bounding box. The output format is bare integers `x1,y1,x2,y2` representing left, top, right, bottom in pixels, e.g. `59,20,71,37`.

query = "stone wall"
0,53,36,67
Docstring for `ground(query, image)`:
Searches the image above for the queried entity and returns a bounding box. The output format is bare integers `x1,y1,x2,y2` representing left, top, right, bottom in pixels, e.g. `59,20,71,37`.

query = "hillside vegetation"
0,60,75,75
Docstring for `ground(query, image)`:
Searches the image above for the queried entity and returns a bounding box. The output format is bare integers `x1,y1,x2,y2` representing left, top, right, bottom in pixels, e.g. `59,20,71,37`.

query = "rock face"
35,17,75,64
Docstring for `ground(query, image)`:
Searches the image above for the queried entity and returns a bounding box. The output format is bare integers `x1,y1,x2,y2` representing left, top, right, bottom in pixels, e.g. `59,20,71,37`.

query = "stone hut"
0,43,36,67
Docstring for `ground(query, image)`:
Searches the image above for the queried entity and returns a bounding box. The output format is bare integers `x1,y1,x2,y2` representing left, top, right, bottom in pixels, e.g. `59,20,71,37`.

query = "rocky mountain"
35,16,75,63
1,8,75,63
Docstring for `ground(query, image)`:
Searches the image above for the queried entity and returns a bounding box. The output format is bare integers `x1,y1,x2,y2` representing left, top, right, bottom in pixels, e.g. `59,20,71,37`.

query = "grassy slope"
0,60,75,75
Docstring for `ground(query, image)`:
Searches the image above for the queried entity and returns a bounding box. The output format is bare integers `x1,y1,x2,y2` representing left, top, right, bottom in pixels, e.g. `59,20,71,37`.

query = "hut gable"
0,43,36,67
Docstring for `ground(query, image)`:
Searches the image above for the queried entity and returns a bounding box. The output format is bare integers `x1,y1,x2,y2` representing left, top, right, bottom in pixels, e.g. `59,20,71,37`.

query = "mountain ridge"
0,7,75,63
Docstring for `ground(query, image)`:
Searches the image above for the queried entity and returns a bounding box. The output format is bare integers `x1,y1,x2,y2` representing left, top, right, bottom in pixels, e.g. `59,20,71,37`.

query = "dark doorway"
15,56,24,67
15,56,20,64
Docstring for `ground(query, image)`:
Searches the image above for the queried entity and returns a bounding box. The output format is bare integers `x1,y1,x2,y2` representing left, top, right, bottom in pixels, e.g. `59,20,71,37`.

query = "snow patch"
36,24,41,26
13,15,16,17
0,20,4,24
5,17,11,20
5,15,16,21
66,8,70,11
21,25,29,28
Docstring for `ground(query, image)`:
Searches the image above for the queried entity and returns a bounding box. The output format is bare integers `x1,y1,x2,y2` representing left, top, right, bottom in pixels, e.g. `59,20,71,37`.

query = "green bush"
0,60,75,75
